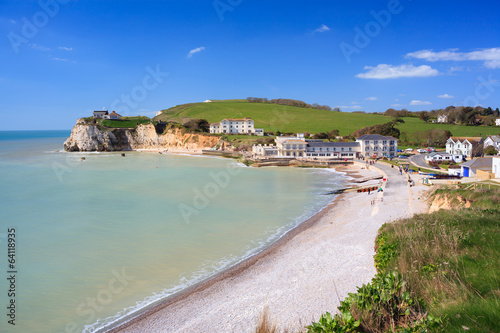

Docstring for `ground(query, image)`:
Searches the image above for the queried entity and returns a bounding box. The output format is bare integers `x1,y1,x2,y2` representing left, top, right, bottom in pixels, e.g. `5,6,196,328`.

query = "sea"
0,131,348,333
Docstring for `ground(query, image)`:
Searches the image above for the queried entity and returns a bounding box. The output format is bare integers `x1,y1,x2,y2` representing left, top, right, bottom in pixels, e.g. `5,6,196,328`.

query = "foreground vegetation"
304,186,500,333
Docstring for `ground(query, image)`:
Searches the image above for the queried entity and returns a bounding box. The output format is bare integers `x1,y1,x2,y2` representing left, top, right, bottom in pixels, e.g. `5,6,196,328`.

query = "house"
446,137,484,159
209,117,264,136
484,135,500,154
496,118,500,126
437,115,448,123
93,110,109,119
355,134,398,158
252,144,279,158
305,141,360,159
425,152,462,163
460,157,493,178
104,111,122,120
493,157,500,178
275,136,308,157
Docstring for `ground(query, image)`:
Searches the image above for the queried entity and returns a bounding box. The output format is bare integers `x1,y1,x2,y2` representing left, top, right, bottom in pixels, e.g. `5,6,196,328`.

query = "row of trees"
352,119,404,139
384,106,500,126
246,97,337,111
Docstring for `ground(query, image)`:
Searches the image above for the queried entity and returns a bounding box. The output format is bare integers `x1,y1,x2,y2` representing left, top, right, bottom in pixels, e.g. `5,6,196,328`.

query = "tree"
184,118,210,132
484,146,498,156
419,111,430,122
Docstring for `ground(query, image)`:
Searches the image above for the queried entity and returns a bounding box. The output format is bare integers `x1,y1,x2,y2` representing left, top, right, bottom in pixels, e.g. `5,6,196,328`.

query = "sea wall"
63,120,220,152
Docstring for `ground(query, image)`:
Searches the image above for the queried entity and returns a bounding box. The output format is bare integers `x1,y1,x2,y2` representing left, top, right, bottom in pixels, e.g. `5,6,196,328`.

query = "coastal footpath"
106,162,430,333
64,120,219,152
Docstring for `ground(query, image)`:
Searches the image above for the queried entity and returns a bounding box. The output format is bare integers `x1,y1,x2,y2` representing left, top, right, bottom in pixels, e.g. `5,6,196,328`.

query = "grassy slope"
375,187,500,333
154,100,500,139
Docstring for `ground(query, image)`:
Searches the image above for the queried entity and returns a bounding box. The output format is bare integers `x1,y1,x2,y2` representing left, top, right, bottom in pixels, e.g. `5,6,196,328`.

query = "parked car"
426,147,436,152
397,149,403,152
398,155,409,158
417,149,427,153
405,148,414,152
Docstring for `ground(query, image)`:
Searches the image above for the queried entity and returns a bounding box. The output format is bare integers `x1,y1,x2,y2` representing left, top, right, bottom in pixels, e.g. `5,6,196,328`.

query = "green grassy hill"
154,100,500,139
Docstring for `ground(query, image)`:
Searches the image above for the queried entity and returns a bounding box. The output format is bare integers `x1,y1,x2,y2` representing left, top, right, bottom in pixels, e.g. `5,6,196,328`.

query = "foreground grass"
99,116,152,128
374,187,500,332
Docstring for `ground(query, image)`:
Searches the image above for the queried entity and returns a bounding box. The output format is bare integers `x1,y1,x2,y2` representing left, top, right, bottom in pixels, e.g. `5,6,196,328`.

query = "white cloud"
409,100,432,106
406,48,500,69
314,24,330,33
356,64,439,79
391,104,403,107
187,46,205,58
58,46,73,51
438,94,454,99
365,96,377,101
9,19,16,24
52,57,69,62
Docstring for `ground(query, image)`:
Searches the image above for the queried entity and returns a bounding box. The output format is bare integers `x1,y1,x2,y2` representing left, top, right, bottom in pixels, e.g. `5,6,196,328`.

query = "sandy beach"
106,161,430,333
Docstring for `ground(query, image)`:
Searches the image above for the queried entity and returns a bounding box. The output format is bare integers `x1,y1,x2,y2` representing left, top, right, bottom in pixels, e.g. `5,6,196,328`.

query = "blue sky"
1,0,499,130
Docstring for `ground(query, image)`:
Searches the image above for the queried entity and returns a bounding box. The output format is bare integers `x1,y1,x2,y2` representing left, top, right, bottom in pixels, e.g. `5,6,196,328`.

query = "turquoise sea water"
0,131,347,333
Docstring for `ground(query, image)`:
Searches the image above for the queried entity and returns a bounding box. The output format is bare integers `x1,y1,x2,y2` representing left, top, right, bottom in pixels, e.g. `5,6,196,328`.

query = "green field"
154,100,500,139
99,116,152,128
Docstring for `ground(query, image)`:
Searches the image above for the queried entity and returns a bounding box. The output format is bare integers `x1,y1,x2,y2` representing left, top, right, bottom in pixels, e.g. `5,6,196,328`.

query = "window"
349,148,352,151
365,140,369,145
374,147,378,151
365,147,370,151
390,141,395,145
374,140,378,144
383,141,387,145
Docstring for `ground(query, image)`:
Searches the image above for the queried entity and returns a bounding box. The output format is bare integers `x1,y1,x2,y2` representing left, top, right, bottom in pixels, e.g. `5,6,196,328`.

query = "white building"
493,157,500,178
356,134,398,158
496,118,500,126
484,135,500,154
210,117,264,136
305,142,360,159
252,134,360,159
275,136,308,157
437,115,448,123
93,110,109,119
252,144,279,158
425,152,463,163
104,111,122,120
460,157,493,178
446,137,484,159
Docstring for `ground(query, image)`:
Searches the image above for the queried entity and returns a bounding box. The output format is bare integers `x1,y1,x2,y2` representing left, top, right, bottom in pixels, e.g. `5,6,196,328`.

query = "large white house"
437,115,448,123
275,136,308,157
210,117,264,136
446,137,484,159
356,134,398,158
496,118,500,126
484,135,500,154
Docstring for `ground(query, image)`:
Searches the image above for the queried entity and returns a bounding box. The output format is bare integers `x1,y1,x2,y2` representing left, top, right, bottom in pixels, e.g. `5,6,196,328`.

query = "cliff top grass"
306,186,499,333
373,187,500,333
153,100,500,139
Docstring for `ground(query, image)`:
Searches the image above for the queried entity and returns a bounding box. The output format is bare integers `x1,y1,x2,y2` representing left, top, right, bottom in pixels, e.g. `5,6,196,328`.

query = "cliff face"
64,120,220,152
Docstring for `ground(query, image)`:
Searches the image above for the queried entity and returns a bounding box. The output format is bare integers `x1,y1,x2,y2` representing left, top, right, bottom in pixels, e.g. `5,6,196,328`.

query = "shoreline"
103,163,392,333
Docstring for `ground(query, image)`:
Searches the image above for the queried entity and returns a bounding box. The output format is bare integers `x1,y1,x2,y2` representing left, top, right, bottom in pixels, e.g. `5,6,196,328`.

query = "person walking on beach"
368,188,371,195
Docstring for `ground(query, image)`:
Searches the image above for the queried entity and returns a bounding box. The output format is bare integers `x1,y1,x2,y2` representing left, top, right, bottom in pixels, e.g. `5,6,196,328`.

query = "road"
409,154,430,169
